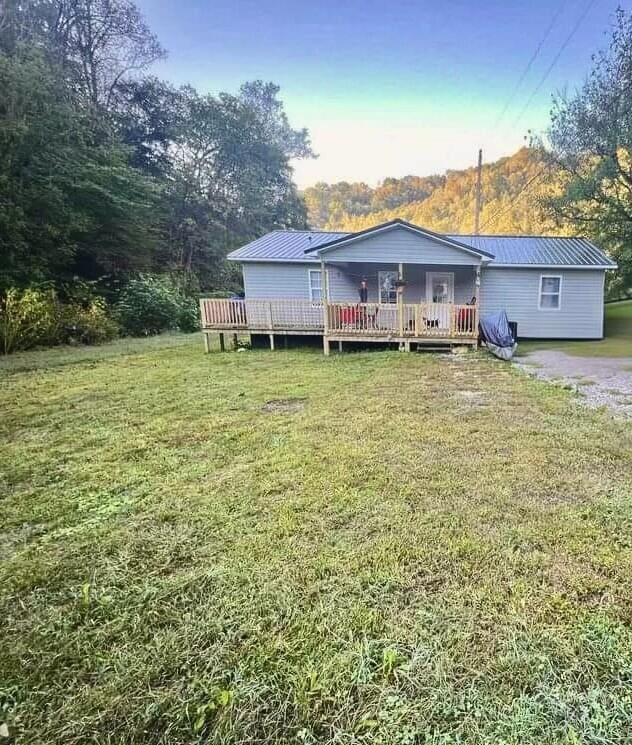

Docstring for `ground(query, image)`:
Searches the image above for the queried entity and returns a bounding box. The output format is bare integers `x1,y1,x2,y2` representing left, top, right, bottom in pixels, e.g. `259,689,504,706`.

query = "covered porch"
199,261,480,352
320,259,479,353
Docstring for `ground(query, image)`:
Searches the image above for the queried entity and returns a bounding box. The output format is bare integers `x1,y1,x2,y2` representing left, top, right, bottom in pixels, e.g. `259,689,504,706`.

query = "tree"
545,7,632,295
112,76,184,177
157,82,313,287
0,48,157,290
0,0,165,108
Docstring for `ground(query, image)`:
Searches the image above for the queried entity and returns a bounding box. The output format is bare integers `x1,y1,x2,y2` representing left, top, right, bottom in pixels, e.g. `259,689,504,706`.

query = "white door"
425,272,454,329
426,272,454,304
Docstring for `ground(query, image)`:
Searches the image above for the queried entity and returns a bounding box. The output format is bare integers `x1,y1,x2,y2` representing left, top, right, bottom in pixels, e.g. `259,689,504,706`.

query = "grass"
1,335,631,744
518,299,632,358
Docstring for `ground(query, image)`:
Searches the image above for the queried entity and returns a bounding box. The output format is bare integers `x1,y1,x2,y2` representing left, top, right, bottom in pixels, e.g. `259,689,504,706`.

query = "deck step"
415,346,454,353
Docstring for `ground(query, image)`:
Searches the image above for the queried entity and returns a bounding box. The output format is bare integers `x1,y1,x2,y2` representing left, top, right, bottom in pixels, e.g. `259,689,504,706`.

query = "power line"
492,0,567,131
510,0,598,131
479,167,549,232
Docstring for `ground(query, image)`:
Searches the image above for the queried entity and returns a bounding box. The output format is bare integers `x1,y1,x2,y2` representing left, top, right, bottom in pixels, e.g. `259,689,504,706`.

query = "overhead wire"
481,0,598,231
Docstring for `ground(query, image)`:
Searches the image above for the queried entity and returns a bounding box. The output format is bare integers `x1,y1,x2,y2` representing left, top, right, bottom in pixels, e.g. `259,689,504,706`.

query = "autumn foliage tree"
545,7,632,296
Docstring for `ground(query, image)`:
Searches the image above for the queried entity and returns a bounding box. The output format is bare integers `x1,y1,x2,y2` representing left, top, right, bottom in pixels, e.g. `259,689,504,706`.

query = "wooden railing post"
266,301,273,331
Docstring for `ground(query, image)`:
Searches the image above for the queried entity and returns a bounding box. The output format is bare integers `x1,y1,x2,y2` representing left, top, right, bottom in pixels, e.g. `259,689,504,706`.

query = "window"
308,270,323,301
539,275,562,310
378,270,398,304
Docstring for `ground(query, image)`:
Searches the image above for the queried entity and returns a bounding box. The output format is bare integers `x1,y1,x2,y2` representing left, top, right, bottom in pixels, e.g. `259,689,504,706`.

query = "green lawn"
1,336,631,744
518,299,632,358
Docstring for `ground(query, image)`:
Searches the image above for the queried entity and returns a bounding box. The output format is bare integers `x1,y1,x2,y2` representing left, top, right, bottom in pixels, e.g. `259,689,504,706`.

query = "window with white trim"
308,270,322,301
539,275,562,310
378,270,398,304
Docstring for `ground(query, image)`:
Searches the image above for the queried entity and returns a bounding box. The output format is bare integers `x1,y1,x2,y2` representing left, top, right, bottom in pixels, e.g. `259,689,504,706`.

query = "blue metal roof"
448,234,616,267
227,226,616,267
227,230,348,262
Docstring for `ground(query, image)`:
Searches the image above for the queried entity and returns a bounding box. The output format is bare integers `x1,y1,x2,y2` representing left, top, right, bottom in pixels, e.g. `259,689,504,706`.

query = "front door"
426,272,454,304
426,271,454,329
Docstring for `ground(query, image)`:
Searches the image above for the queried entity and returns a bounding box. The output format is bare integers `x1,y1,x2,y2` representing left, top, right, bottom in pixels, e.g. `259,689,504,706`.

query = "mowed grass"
518,299,632,358
1,336,631,744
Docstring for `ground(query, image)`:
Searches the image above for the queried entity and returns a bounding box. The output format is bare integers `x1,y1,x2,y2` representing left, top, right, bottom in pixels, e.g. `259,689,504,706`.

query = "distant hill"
302,148,563,235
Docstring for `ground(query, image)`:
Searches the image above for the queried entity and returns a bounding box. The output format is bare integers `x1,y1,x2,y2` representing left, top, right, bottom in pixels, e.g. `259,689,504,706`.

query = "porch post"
474,265,481,340
397,262,404,337
321,258,330,355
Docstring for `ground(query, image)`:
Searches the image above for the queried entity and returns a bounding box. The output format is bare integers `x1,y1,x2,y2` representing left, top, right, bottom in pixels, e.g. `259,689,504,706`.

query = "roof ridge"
451,233,588,240
274,229,348,234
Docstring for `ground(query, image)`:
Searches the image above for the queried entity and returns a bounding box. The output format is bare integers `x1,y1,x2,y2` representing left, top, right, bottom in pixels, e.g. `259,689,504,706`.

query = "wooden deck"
199,298,478,353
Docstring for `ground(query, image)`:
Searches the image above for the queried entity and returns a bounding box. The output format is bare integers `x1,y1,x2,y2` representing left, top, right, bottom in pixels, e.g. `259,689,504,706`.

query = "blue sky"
136,0,624,186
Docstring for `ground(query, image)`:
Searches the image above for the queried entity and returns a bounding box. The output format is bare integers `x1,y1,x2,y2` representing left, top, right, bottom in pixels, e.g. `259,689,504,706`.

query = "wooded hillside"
303,148,560,235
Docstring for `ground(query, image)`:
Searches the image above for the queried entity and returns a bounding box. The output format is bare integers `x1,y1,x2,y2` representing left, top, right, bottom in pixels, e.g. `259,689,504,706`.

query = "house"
199,219,616,354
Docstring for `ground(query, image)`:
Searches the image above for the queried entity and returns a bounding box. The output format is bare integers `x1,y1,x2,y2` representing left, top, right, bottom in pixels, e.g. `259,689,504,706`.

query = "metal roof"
227,230,349,262
448,234,616,267
227,226,616,268
305,219,495,258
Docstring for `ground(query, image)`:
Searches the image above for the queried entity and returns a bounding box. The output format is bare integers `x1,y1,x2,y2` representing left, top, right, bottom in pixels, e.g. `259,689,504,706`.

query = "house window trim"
378,270,398,304
538,274,562,311
308,269,324,302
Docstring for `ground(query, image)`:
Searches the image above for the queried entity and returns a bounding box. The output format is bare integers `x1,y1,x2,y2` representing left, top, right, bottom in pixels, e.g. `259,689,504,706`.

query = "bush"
176,296,201,333
0,288,60,354
114,275,199,336
59,299,119,345
0,288,119,354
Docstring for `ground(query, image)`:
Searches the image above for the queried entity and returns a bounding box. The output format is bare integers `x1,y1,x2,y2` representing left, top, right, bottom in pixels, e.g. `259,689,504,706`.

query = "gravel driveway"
516,349,632,418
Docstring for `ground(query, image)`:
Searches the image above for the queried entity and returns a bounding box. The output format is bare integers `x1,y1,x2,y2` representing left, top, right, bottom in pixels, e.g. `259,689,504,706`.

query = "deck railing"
326,302,477,337
200,298,478,339
200,298,323,331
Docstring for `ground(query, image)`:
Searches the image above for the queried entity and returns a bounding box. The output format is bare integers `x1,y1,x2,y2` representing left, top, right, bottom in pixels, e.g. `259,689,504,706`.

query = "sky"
136,0,626,187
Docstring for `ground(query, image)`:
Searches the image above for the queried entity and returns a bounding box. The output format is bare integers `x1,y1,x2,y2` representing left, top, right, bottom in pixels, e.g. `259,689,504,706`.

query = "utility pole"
474,148,483,235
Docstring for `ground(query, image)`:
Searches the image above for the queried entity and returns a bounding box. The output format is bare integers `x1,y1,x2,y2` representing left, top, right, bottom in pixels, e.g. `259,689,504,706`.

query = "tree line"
304,9,632,299
0,0,314,350
302,148,555,236
1,3,631,351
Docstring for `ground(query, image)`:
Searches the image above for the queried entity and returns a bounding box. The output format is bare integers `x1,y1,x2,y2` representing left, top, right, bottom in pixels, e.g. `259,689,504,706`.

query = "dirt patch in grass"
262,397,307,413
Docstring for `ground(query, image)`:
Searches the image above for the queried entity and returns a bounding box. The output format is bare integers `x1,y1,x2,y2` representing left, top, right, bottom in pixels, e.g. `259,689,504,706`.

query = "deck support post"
323,336,330,356
233,333,239,350
338,340,343,353
404,340,410,352
203,332,210,353
219,332,225,352
269,333,275,351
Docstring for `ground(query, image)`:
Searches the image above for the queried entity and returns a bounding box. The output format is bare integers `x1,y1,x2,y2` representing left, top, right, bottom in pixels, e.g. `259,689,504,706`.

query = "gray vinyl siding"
322,228,482,265
242,262,318,298
480,268,605,339
328,264,475,303
241,263,606,340
243,262,476,304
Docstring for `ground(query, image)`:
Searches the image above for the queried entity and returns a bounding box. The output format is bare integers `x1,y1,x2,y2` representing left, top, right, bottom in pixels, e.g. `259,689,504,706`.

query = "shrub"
176,296,201,333
0,288,60,354
0,288,119,354
114,275,200,336
59,299,119,345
